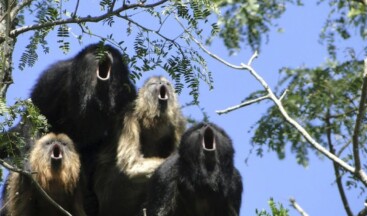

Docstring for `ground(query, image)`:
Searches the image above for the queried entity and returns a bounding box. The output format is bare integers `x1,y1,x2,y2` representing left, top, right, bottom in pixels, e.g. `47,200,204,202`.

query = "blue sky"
5,1,366,215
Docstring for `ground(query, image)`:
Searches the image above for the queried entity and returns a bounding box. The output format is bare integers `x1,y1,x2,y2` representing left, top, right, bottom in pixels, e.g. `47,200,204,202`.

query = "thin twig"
326,109,353,216
290,198,309,216
352,58,367,174
247,50,258,66
216,94,270,115
279,89,288,101
9,0,169,38
72,0,80,18
0,159,72,216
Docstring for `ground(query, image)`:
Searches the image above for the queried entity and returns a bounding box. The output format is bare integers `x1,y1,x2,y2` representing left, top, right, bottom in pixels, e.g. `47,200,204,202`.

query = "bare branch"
0,159,72,216
72,0,80,18
9,0,169,38
247,51,258,66
176,17,367,186
352,58,367,174
279,89,288,101
290,198,309,216
216,94,270,115
326,110,353,216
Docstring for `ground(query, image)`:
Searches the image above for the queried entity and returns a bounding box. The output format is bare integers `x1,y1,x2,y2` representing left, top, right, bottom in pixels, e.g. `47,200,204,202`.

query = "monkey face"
30,133,78,173
139,76,177,114
179,123,234,171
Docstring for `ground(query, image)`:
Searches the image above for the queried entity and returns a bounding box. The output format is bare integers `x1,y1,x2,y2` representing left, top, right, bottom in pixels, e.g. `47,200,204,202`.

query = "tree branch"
352,58,367,175
72,0,80,18
289,198,309,216
177,17,367,186
9,0,169,38
216,94,270,115
326,109,353,216
0,159,72,216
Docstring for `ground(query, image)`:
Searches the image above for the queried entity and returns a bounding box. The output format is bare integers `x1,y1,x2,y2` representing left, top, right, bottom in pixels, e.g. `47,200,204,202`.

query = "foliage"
1,0,367,214
213,0,302,53
319,0,367,58
255,198,289,216
0,99,49,162
251,58,365,167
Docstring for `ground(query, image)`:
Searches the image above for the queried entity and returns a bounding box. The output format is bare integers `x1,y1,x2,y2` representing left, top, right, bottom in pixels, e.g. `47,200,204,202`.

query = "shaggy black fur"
143,122,243,216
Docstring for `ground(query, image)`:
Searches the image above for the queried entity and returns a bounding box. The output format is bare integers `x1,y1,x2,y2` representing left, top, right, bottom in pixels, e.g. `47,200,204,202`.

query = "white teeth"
96,68,111,81
158,94,168,100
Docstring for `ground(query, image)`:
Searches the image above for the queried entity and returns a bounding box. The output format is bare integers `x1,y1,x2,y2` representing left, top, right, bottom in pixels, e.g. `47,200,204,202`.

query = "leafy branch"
177,15,367,189
1,0,169,42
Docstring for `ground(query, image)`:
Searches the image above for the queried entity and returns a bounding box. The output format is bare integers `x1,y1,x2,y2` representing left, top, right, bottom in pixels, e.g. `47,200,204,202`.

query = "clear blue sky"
5,1,365,215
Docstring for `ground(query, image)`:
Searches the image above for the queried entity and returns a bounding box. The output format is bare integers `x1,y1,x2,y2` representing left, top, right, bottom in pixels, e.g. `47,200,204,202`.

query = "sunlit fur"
29,133,80,193
4,133,85,216
93,76,186,216
116,76,186,178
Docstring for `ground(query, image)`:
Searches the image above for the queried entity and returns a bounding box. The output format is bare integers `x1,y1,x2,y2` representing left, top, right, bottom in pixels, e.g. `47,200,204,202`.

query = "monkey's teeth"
202,126,216,151
97,51,113,81
51,145,63,159
159,86,169,100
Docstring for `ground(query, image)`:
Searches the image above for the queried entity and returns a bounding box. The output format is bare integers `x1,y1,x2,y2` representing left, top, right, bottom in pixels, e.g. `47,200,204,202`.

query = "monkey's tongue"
96,51,112,81
51,145,63,159
202,126,216,151
158,85,169,101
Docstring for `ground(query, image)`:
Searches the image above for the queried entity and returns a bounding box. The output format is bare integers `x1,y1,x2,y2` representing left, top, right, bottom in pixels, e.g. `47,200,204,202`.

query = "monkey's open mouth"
158,85,169,101
202,126,216,151
51,144,63,160
96,52,112,81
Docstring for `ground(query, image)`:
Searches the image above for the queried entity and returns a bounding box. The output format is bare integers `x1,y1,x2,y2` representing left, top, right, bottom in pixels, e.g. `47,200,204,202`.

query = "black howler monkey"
143,122,243,216
31,43,136,150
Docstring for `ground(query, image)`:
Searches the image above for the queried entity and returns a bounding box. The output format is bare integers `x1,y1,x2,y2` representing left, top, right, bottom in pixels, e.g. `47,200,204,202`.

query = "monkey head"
178,122,235,187
136,76,180,118
29,133,81,193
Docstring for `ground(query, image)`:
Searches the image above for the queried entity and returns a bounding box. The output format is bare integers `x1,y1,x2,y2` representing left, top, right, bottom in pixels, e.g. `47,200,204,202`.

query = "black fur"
31,43,136,150
30,43,136,215
143,122,243,216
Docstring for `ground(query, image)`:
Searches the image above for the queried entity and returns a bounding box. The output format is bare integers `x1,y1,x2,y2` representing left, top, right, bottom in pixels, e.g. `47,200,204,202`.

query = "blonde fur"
116,76,186,178
29,133,80,193
5,133,84,216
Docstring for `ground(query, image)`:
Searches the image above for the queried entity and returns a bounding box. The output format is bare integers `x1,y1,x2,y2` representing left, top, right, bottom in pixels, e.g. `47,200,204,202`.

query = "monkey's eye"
46,140,56,145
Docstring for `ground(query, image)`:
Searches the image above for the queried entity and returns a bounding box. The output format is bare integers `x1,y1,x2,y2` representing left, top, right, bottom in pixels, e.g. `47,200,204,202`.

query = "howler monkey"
31,43,136,150
2,133,85,216
93,76,186,216
30,44,136,215
143,122,243,216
